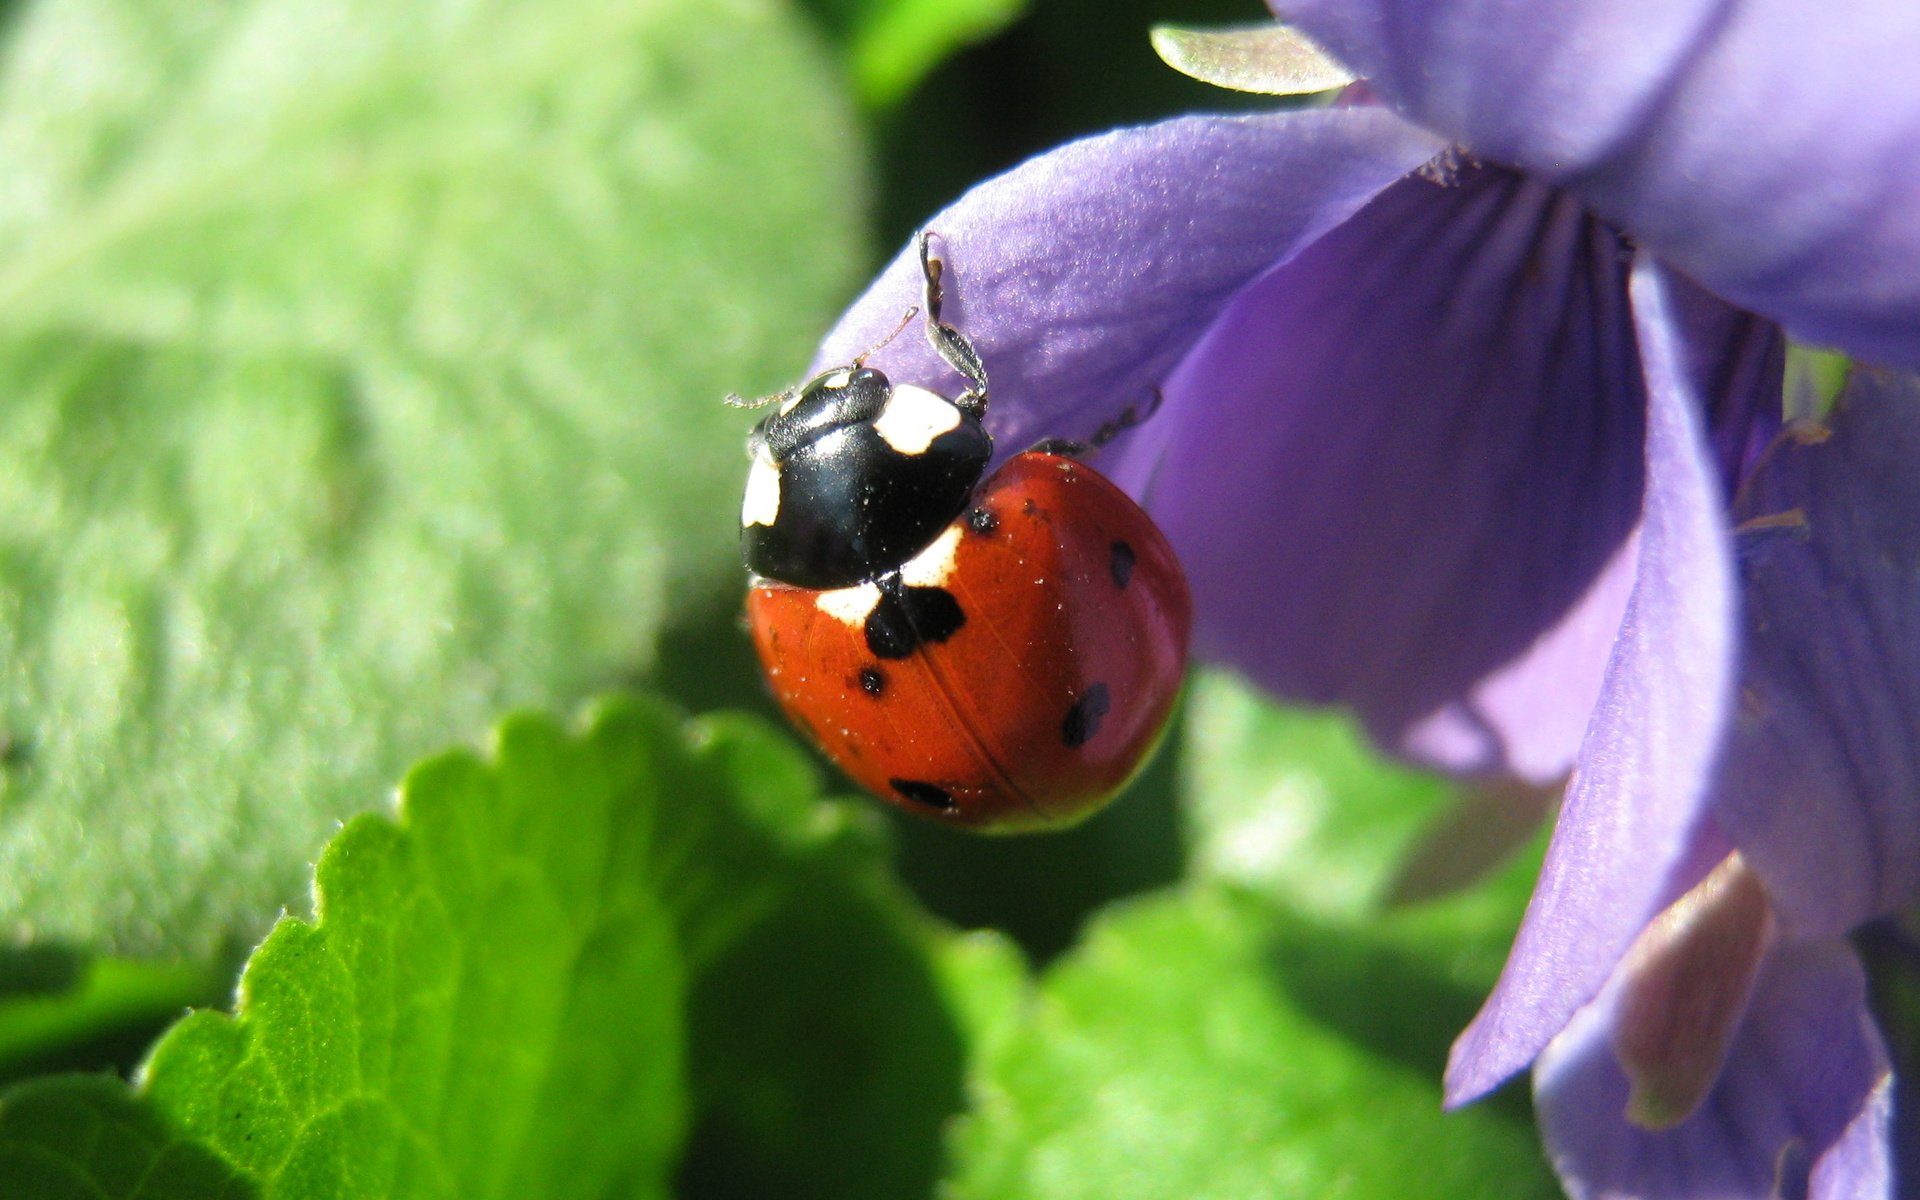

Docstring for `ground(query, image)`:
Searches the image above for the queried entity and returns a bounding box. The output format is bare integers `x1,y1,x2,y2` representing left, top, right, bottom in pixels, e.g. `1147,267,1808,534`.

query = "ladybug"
738,234,1190,831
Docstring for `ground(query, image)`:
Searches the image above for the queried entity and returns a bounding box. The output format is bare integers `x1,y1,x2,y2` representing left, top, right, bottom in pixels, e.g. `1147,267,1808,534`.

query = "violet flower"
804,3,1920,1195
1529,370,1917,1198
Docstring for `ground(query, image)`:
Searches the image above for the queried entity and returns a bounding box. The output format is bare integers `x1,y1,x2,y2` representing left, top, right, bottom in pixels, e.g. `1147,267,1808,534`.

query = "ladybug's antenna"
852,304,921,367
728,301,923,411
724,385,797,410
918,231,989,417
730,232,990,413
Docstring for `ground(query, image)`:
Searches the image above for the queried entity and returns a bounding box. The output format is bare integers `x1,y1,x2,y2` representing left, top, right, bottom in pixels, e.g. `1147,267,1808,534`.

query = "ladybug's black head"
741,367,992,590
755,367,892,462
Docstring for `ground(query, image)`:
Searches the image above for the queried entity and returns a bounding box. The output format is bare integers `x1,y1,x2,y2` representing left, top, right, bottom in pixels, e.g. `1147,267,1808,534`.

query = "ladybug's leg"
1027,437,1091,458
1027,388,1167,461
919,232,989,419
1089,387,1164,448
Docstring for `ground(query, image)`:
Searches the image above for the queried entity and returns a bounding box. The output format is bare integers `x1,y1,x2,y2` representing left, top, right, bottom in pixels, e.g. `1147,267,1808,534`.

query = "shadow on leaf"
0,1074,251,1199
1258,905,1538,1125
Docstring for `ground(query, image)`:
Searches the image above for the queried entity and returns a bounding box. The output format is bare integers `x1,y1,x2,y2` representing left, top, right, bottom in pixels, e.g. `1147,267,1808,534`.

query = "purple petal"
1114,164,1645,778
1393,536,1636,785
1446,260,1739,1102
1107,161,1736,788
1402,269,1779,783
1534,939,1894,1200
1660,270,1786,497
1276,0,1920,367
1271,0,1729,168
1715,368,1920,936
810,109,1442,455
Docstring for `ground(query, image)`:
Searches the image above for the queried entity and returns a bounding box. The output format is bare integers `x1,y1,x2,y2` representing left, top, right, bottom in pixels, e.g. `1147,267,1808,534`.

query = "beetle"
738,234,1191,831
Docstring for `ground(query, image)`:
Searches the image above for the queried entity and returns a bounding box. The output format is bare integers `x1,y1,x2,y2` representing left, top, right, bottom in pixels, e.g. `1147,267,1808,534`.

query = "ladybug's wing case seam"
779,585,1028,816
889,586,1046,819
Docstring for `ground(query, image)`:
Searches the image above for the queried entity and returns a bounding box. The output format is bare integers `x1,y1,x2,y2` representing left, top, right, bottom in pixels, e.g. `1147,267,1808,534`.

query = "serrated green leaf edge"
0,694,995,1199
0,698,705,1199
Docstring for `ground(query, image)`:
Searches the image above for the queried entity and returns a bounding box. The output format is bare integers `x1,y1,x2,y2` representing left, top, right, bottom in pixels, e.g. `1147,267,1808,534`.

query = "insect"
737,233,1190,831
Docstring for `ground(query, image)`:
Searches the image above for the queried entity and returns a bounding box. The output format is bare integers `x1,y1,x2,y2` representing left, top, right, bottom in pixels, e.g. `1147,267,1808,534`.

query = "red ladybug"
736,234,1191,831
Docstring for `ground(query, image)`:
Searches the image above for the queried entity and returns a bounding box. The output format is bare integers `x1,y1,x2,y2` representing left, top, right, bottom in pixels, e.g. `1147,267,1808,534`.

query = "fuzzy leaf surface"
0,0,867,956
0,698,989,1197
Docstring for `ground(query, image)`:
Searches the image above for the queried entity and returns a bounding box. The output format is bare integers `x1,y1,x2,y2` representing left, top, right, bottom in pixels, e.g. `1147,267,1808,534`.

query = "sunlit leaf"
0,0,867,956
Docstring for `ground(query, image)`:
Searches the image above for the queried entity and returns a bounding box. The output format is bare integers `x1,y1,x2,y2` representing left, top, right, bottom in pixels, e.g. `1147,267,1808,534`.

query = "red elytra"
747,450,1191,831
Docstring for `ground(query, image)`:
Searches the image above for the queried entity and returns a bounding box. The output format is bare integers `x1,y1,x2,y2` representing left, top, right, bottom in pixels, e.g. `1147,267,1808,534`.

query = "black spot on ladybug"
865,582,965,659
891,779,957,811
967,506,998,536
1109,541,1136,589
1022,498,1038,517
1061,683,1112,748
858,666,887,696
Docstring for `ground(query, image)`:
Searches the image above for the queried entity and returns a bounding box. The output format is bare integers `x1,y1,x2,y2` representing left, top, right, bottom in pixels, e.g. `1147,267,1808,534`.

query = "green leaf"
1181,671,1460,917
0,0,868,957
0,1076,248,1200
1784,343,1850,418
0,698,985,1197
47,703,689,1198
0,955,224,1086
886,704,1188,962
803,0,1024,109
1180,667,1547,1000
848,0,1024,109
945,887,1559,1200
938,673,1561,1195
672,714,976,1199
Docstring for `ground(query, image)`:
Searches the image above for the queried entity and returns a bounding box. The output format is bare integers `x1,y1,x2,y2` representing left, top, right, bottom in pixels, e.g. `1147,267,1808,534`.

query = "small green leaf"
1181,668,1546,982
0,698,986,1197
1,703,693,1198
1784,344,1851,418
931,930,1030,1058
945,887,1559,1200
0,956,224,1086
157,705,687,1198
801,0,1025,109
0,0,868,957
1383,777,1558,906
852,0,1024,109
936,672,1561,1194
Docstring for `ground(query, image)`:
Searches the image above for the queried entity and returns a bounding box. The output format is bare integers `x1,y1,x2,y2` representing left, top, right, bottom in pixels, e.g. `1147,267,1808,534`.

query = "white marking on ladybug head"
816,581,883,627
872,384,961,456
899,524,963,588
822,369,853,389
741,446,782,527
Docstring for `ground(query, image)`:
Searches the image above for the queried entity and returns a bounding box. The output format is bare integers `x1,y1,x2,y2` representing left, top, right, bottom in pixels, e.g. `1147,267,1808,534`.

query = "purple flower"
1522,368,1918,1198
803,3,1919,1195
